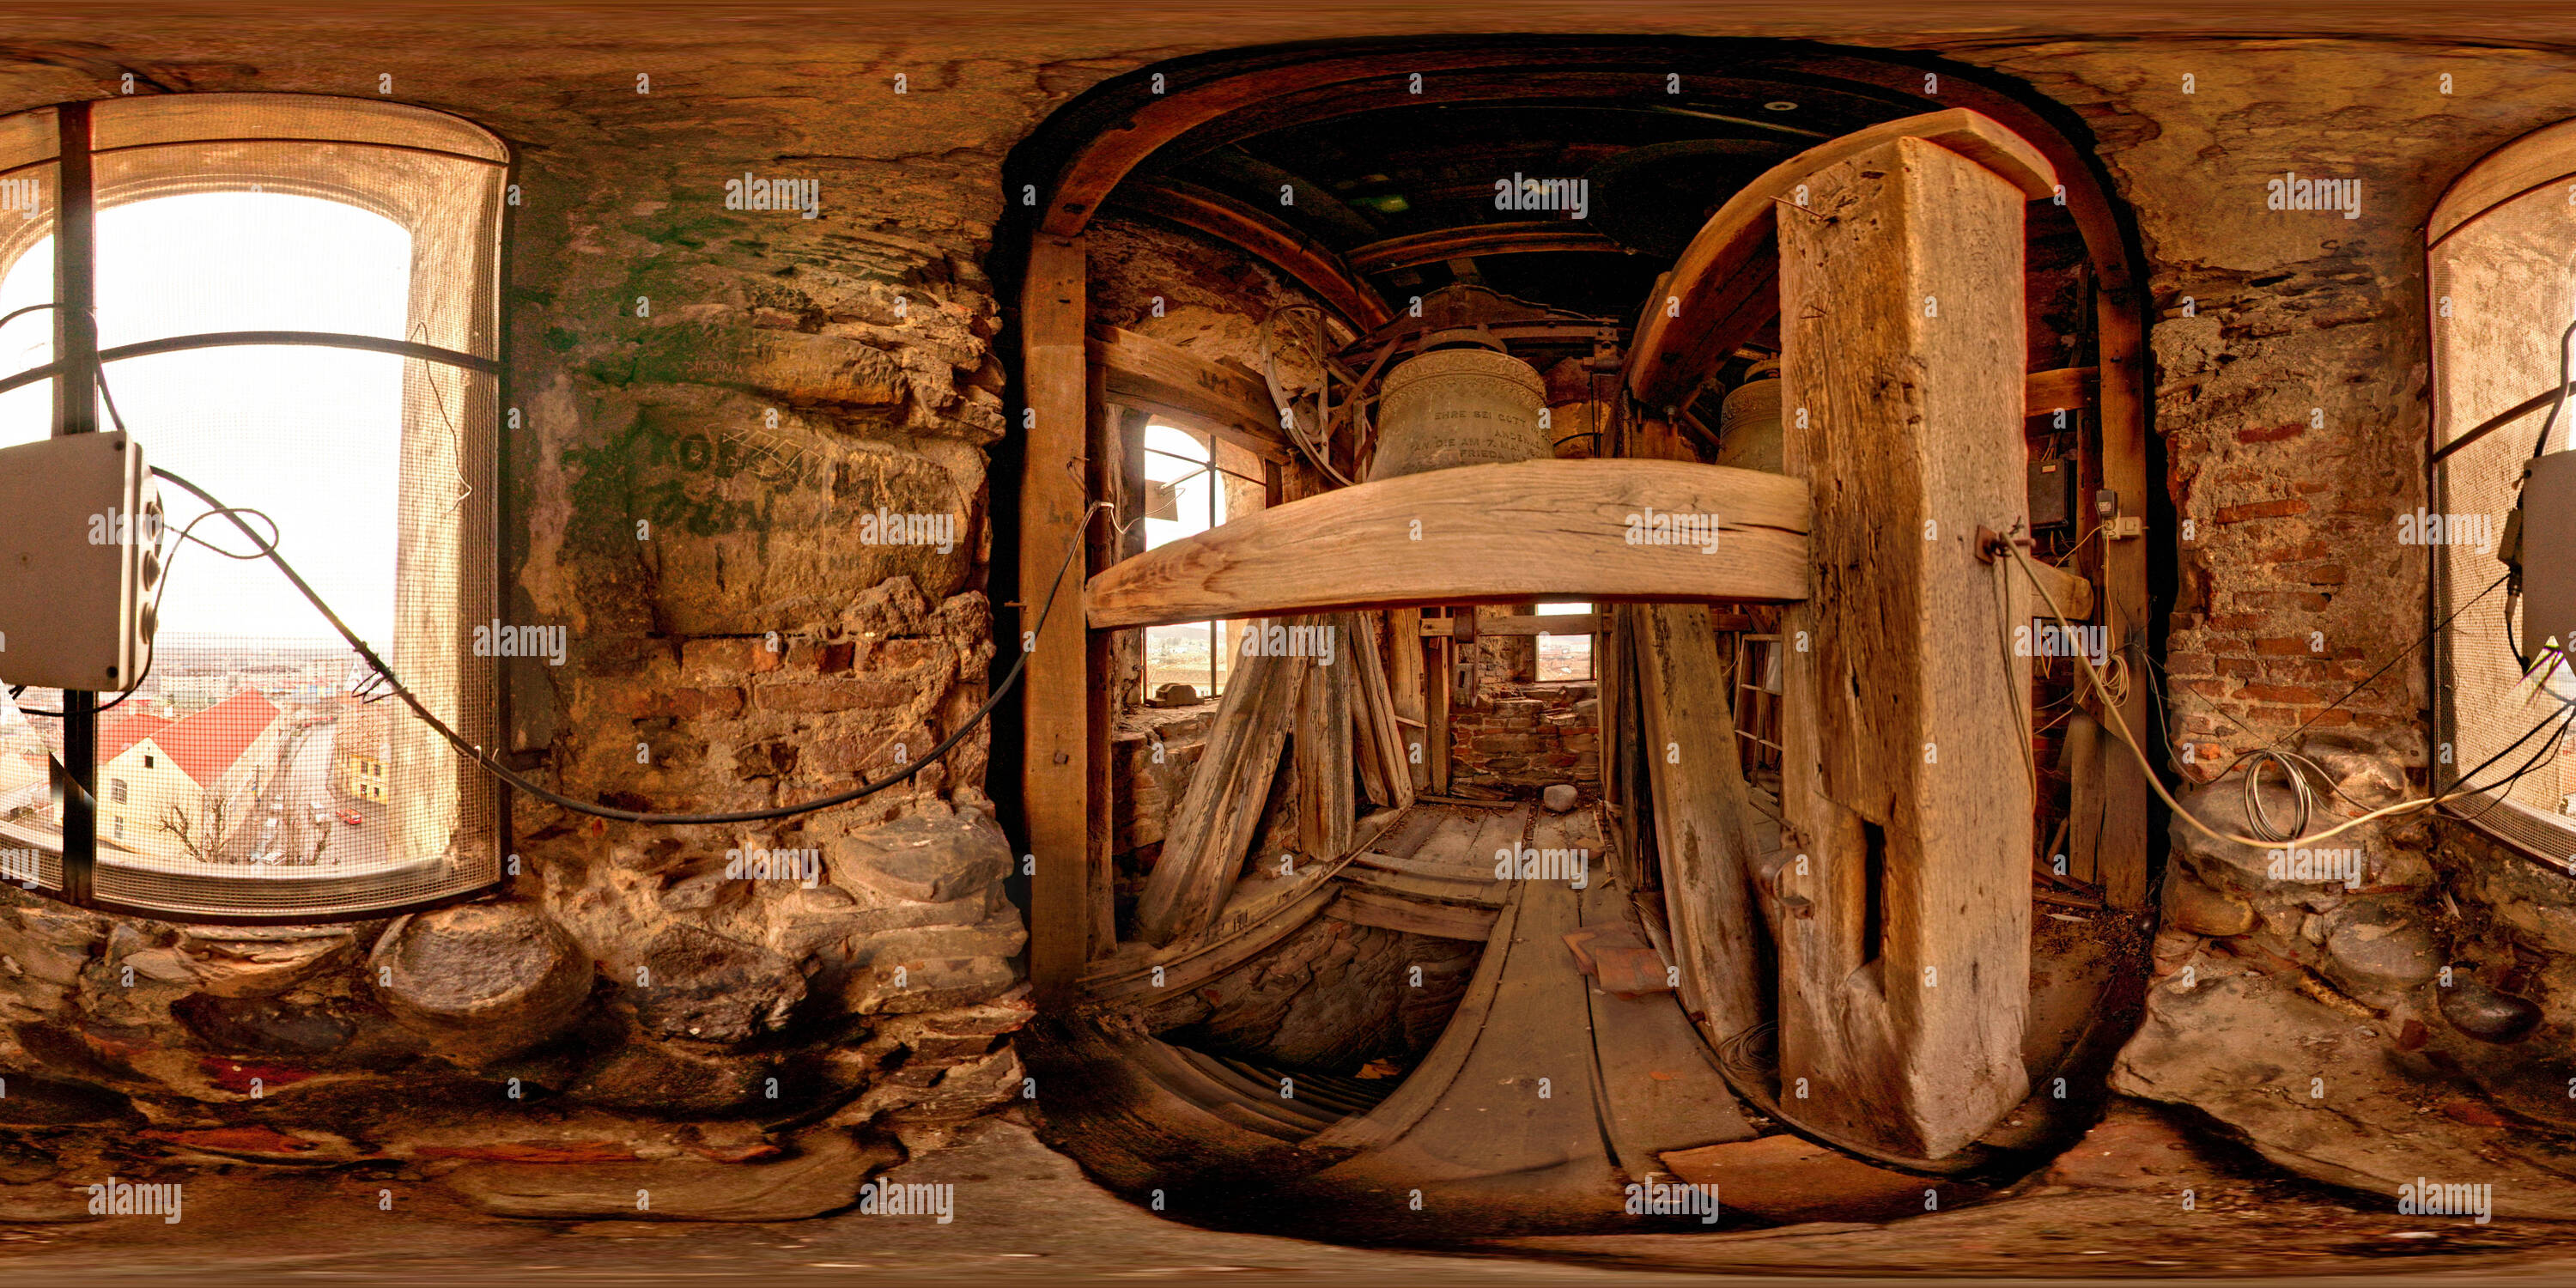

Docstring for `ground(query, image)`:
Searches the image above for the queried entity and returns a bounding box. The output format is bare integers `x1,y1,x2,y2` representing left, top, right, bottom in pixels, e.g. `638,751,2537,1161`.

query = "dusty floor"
3,1103,2573,1285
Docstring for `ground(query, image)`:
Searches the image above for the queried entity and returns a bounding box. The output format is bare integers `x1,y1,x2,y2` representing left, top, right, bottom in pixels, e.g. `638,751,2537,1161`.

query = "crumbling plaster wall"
0,11,2565,1191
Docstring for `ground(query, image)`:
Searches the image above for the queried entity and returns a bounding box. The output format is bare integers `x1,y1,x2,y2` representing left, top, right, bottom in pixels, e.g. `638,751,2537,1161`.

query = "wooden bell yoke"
1078,110,2067,1161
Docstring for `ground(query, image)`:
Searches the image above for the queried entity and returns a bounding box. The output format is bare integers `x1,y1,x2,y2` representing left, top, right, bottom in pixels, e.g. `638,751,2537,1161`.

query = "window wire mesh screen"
0,96,502,918
2432,181,2576,855
0,160,59,895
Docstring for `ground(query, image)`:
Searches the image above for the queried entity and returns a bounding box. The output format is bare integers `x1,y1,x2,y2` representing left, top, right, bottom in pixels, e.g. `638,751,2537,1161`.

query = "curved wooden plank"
1347,222,1630,275
1039,47,1715,239
1112,181,1394,330
1626,108,2057,408
1084,459,1810,630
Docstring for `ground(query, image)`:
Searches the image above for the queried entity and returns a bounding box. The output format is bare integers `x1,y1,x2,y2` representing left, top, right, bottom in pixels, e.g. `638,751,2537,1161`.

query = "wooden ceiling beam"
1109,180,1394,331
1347,222,1631,275
1088,325,1292,463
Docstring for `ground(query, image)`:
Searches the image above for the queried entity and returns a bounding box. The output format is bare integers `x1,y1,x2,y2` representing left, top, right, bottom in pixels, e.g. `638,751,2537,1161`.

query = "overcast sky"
0,191,409,647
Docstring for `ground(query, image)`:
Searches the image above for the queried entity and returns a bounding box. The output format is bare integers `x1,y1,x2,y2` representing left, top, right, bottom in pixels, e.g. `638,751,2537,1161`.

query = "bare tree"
157,788,240,862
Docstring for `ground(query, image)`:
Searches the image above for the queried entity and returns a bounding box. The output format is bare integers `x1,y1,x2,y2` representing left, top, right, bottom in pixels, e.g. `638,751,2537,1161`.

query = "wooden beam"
1387,608,1430,793
1347,222,1630,275
1294,634,1355,863
1419,612,1600,638
1132,627,1309,947
1427,611,1454,796
1626,109,2057,410
1110,181,1394,331
1084,361,1119,960
1091,326,1291,463
1776,133,2033,1160
1039,47,1589,238
1023,234,1097,1001
1633,603,1769,1054
1084,459,1810,630
1348,613,1416,813
2023,365,2098,419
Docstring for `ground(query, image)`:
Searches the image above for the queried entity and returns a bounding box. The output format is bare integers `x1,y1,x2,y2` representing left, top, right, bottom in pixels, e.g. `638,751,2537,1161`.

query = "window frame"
0,94,512,921
2427,117,2576,868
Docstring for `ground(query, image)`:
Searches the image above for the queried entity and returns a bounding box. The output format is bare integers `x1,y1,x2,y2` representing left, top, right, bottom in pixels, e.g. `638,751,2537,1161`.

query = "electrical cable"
149,465,1104,827
2006,536,2574,850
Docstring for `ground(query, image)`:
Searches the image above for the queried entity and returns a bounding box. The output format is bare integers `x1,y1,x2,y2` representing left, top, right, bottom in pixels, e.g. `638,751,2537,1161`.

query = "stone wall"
1448,683,1600,797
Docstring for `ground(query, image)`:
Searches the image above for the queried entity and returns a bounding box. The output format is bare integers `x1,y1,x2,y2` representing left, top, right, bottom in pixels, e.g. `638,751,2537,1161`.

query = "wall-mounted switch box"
0,432,161,693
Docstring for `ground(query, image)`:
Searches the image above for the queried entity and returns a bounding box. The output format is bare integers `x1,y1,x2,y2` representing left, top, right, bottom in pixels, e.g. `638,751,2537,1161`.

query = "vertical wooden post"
1426,609,1453,796
1083,364,1119,959
1023,234,1096,999
1388,608,1429,792
1776,135,2033,1160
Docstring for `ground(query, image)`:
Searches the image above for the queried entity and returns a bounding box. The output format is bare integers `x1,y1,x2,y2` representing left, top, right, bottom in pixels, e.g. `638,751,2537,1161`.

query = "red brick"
2254,637,2323,655
2236,422,2305,444
2216,498,2310,524
2238,683,2321,703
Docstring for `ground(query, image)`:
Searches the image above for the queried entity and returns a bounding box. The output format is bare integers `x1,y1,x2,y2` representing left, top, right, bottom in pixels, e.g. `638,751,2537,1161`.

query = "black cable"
150,465,1101,826
0,301,60,332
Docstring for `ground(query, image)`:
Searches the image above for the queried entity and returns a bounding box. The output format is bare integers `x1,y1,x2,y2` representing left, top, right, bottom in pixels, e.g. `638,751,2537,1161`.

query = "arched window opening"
0,94,506,920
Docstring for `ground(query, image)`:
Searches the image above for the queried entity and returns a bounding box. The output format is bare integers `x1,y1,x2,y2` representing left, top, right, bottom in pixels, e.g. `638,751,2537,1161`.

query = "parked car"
337,811,363,827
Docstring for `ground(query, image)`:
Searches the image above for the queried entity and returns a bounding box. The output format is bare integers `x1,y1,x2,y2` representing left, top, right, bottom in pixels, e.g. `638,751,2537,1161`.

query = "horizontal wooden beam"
1089,326,1291,462
1110,180,1394,331
1086,459,1809,630
2020,558,2095,621
1419,612,1599,637
2023,365,2098,418
1347,222,1630,275
1627,109,2057,410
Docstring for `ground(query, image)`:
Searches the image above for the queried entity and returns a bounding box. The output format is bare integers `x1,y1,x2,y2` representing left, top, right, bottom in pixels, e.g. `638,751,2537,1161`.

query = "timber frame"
1004,39,2154,1064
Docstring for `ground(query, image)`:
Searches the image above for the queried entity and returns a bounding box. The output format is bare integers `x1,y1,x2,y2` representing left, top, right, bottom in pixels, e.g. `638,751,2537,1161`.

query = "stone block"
632,925,805,1044
370,904,594,1064
829,809,1013,904
173,926,358,999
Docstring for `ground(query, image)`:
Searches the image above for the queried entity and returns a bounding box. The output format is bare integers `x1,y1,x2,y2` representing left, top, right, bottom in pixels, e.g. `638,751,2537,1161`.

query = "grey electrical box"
2522,450,2576,669
0,431,161,692
2027,455,2079,531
